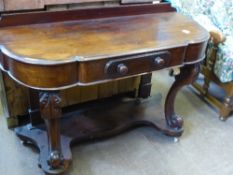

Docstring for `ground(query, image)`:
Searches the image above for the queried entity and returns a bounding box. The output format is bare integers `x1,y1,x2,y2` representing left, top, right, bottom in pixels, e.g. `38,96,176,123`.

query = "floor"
0,70,233,175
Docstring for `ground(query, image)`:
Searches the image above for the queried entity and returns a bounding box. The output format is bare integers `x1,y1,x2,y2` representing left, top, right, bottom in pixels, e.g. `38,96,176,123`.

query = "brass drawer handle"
117,63,128,75
154,57,165,66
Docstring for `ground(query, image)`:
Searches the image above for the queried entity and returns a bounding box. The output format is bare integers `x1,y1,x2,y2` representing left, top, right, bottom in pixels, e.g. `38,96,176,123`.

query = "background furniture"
169,0,233,120
0,0,152,128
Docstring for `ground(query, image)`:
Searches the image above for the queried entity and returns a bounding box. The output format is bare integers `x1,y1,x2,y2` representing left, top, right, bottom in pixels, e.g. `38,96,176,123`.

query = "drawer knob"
154,57,165,66
117,63,128,75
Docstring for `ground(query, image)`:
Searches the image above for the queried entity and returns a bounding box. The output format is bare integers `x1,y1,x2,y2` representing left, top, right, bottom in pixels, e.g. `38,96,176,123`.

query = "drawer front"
105,51,170,78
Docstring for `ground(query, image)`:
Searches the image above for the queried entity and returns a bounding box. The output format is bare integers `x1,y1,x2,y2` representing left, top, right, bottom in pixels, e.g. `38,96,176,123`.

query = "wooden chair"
192,31,233,121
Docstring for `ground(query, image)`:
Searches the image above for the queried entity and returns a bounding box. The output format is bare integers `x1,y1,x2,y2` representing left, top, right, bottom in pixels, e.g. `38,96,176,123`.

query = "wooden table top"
0,4,209,89
0,12,208,64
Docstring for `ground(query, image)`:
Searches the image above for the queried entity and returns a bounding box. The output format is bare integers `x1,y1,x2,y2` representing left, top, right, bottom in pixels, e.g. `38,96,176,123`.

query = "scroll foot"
165,63,200,132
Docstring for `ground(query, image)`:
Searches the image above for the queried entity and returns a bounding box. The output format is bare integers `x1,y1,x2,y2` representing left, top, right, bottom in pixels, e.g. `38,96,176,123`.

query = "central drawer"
78,47,186,84
105,51,170,78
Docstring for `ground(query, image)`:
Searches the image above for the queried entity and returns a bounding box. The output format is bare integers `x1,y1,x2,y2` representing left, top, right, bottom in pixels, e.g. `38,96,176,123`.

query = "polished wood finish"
165,63,200,129
0,14,204,61
39,91,69,172
0,0,143,128
0,5,208,89
104,51,170,78
0,3,175,26
0,2,209,175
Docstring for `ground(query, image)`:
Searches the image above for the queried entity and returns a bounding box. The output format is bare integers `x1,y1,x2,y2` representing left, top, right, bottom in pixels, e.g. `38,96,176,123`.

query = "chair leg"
219,85,233,121
203,71,210,95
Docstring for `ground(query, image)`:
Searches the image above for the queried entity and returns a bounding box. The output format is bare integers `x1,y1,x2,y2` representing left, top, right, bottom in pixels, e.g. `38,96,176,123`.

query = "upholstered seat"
168,0,233,120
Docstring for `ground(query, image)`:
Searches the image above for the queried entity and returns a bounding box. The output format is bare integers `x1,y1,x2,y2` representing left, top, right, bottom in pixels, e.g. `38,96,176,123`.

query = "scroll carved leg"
165,63,200,130
39,91,64,170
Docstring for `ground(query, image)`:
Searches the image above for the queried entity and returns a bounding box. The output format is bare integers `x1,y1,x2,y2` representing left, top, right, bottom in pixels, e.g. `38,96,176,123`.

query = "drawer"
105,51,170,78
78,47,185,84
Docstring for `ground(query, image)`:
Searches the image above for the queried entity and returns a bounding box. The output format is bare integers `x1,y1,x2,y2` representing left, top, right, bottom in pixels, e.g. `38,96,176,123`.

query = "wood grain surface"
0,13,207,62
0,1,147,126
0,4,208,89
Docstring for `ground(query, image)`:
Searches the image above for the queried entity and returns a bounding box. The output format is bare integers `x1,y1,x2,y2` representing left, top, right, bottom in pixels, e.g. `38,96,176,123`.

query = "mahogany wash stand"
0,3,209,175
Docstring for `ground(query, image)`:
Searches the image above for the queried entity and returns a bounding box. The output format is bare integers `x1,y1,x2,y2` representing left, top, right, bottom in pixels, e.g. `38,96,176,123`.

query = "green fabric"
168,0,233,83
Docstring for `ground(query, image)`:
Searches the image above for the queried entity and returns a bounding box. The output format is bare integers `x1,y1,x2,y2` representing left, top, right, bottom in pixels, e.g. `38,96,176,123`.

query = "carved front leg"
39,91,64,169
165,63,200,130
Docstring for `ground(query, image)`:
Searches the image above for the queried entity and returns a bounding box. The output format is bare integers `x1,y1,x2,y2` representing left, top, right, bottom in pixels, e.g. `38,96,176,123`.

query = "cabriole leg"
165,63,200,131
